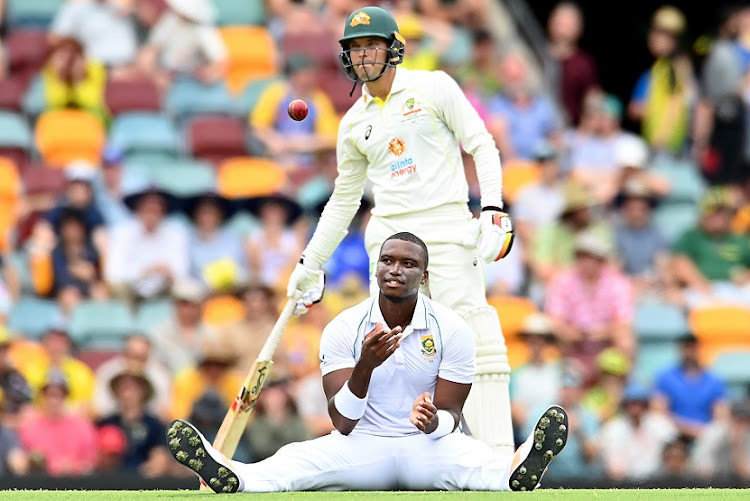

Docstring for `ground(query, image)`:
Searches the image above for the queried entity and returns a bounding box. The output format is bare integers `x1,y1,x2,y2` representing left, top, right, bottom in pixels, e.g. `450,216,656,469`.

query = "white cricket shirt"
319,293,476,437
303,67,504,266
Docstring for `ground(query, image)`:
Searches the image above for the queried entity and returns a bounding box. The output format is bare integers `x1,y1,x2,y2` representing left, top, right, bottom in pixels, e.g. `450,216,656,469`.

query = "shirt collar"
367,292,428,336
361,67,408,106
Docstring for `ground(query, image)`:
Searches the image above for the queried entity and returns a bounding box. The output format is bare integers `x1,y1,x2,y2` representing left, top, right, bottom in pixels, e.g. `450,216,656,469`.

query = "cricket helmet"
338,6,406,82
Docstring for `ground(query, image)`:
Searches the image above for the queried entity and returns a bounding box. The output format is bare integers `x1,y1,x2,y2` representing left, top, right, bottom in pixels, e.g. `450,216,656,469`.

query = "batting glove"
287,257,325,316
464,207,515,263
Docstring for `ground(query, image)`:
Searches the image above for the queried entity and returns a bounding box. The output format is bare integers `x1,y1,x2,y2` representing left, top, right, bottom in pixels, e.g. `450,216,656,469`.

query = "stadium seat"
224,211,261,237
217,156,287,199
202,294,245,327
77,349,120,372
653,202,698,245
500,160,541,206
135,299,175,333
0,111,32,150
650,157,707,204
21,163,67,193
235,76,282,117
104,77,163,116
68,300,136,349
214,0,266,26
35,109,106,166
6,296,62,339
633,301,688,341
220,26,279,95
21,74,46,119
280,31,341,72
0,157,21,252
487,295,539,341
164,78,239,123
689,304,750,364
318,71,361,115
108,112,180,157
632,340,679,386
6,29,49,80
0,76,28,112
7,0,65,28
151,159,217,198
186,116,248,164
711,350,750,400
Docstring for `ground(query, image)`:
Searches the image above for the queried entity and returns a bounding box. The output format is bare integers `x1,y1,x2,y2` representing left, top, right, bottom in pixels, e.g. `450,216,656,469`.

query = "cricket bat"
211,294,300,457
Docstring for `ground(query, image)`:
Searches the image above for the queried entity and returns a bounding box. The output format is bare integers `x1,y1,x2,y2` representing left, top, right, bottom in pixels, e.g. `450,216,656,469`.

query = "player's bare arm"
410,377,471,434
323,322,402,435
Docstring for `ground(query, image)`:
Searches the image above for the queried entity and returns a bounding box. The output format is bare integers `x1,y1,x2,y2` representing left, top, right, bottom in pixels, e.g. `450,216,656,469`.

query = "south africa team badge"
421,335,437,360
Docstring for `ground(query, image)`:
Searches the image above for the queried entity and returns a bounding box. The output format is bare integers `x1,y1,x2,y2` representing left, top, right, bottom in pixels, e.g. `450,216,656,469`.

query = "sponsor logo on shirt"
387,138,417,181
421,335,437,359
388,137,406,156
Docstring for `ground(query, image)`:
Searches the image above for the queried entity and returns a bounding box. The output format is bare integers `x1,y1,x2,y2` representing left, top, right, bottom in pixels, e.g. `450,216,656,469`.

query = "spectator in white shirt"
105,186,189,301
49,0,139,76
136,0,227,88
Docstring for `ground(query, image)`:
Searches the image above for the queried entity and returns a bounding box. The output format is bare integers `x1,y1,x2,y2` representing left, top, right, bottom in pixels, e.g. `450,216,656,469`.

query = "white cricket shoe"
508,405,568,491
166,419,243,493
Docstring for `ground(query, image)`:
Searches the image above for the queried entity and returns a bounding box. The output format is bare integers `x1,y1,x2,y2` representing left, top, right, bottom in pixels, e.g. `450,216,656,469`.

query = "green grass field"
0,491,749,500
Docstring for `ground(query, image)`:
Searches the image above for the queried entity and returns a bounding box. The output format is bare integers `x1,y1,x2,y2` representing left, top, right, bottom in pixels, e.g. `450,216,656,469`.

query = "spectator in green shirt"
673,186,750,308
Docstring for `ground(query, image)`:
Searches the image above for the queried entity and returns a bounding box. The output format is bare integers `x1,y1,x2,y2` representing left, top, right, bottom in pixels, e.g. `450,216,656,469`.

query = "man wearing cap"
613,177,673,299
672,186,750,308
250,52,339,173
18,369,98,476
97,368,171,476
598,382,678,481
150,278,212,375
287,5,520,455
530,182,614,285
544,230,635,377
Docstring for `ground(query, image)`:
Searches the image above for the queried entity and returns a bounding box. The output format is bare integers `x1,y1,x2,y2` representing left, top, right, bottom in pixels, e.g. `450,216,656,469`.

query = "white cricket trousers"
231,430,513,492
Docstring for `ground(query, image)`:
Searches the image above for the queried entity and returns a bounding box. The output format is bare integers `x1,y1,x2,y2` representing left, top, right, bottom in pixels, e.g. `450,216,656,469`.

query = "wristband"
333,380,368,421
428,410,456,439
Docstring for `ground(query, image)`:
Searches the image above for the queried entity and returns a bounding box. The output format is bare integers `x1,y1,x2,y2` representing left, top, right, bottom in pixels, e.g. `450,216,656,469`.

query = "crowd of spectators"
0,0,748,486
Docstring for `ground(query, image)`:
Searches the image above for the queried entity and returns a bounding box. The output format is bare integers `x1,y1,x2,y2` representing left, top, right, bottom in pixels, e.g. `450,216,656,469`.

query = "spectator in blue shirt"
652,332,730,440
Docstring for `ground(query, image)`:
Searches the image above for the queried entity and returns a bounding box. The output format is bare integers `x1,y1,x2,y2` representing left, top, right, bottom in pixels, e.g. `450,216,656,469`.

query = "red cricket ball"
288,99,309,121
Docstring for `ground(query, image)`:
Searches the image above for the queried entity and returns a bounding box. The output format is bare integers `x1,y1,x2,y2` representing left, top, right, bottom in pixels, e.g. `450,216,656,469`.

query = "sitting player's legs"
168,419,399,493
425,240,514,457
364,209,514,457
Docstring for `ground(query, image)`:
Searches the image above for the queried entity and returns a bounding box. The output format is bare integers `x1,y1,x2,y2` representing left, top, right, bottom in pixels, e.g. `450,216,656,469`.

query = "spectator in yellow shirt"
250,53,338,175
21,319,95,415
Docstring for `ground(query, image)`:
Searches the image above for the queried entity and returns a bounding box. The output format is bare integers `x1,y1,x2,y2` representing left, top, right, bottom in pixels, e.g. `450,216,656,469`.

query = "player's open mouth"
385,278,404,286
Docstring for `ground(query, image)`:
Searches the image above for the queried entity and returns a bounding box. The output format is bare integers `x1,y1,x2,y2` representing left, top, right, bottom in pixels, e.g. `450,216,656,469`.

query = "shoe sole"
509,405,568,492
166,419,240,494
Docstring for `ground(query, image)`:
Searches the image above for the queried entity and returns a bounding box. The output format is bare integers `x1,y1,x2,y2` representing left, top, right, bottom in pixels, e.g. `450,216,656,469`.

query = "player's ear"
421,270,428,285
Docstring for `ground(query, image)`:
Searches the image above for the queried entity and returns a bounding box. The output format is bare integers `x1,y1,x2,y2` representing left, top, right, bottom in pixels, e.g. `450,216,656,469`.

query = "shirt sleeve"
437,317,476,384
611,273,634,322
313,90,341,139
50,3,81,37
431,71,504,209
303,116,368,266
249,82,286,129
319,316,357,376
197,25,227,62
544,273,568,320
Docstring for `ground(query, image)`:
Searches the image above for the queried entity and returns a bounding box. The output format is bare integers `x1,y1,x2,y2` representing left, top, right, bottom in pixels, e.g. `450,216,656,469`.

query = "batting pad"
461,306,515,457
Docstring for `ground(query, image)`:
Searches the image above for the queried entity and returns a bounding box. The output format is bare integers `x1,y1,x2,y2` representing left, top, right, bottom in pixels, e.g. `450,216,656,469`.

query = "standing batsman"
167,232,567,492
286,5,515,455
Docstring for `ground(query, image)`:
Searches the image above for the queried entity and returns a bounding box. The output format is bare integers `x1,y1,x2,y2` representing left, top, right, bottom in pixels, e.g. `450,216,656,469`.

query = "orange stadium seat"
35,109,106,166
688,305,750,364
0,157,21,252
501,160,541,205
220,26,278,95
217,157,287,199
202,294,245,327
487,294,539,341
187,116,249,165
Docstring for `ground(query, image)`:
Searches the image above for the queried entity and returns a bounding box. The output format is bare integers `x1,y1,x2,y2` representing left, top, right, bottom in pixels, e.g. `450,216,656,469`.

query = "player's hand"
464,208,515,263
287,259,325,316
410,392,438,433
358,322,401,371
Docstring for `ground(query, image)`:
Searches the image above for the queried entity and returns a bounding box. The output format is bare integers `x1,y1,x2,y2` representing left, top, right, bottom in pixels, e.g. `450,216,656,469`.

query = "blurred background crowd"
0,0,748,487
